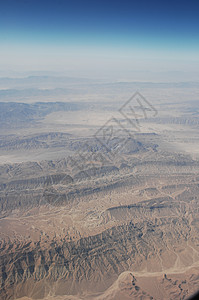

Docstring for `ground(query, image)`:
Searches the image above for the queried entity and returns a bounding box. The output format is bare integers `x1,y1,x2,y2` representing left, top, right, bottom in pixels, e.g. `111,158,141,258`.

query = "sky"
0,0,199,80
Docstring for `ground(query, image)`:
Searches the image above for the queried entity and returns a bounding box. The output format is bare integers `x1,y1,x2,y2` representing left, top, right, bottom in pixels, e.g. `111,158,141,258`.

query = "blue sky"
0,0,199,79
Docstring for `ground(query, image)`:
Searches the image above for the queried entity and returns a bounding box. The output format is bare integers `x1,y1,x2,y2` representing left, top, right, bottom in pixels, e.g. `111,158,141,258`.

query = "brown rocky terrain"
1,144,199,299
0,87,199,299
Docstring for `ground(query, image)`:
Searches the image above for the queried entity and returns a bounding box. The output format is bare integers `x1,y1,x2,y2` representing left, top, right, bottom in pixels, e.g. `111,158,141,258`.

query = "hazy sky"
0,0,199,80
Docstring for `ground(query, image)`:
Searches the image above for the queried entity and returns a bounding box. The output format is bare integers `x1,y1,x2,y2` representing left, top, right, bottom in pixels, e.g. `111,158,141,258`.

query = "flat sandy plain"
0,78,199,299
